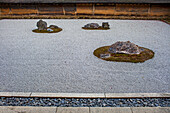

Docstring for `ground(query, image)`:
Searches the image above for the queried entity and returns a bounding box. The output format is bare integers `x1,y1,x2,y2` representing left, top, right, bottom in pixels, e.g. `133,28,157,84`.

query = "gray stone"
84,23,99,29
102,22,110,29
108,41,141,54
100,54,111,58
49,25,59,29
47,28,53,32
37,19,47,30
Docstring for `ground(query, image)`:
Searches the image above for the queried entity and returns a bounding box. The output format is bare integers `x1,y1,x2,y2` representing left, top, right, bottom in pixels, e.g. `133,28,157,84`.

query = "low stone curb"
105,93,170,98
0,92,31,97
0,92,170,98
0,106,170,113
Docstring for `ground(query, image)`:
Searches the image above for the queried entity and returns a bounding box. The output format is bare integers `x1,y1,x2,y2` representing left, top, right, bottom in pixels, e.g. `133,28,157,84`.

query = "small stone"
49,25,59,29
102,22,110,29
103,103,107,106
100,53,111,58
47,28,53,32
61,100,65,104
137,100,141,103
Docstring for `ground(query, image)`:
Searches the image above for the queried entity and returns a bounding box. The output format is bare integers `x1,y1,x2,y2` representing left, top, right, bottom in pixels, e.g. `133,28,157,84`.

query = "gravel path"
0,19,169,93
0,97,169,107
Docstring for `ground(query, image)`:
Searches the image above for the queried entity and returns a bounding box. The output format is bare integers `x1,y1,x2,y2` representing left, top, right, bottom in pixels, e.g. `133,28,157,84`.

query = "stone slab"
57,107,89,113
90,107,132,113
31,93,105,98
0,107,169,113
105,93,170,98
1,92,169,98
131,107,170,113
0,92,31,97
0,106,56,113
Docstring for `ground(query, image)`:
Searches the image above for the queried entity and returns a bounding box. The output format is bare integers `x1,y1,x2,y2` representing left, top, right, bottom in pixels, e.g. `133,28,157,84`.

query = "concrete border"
31,93,105,98
0,92,170,98
0,106,170,113
0,92,31,97
105,93,170,98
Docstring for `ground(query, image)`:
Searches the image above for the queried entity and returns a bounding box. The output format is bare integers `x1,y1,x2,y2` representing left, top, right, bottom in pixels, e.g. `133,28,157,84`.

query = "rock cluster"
84,22,110,29
108,41,141,54
37,19,47,30
36,20,59,31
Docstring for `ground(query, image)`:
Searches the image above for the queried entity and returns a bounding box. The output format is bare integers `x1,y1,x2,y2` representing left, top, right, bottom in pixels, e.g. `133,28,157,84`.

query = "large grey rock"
108,41,141,54
36,20,47,30
102,22,110,29
84,23,100,29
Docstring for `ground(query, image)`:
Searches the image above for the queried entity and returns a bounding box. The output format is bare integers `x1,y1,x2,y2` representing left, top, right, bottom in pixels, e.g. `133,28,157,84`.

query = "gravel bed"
0,19,170,93
0,97,169,107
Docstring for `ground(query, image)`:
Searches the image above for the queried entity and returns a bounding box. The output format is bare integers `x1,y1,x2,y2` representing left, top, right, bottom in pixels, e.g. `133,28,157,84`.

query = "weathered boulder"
84,23,100,29
102,22,110,29
37,19,47,30
108,41,141,54
49,25,59,29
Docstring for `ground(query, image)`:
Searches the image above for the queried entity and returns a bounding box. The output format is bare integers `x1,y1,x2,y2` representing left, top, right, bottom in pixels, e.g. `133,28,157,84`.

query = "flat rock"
84,23,100,29
49,25,59,29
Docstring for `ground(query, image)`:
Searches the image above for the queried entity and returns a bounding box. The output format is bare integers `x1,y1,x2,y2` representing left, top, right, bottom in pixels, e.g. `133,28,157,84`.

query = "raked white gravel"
0,19,169,93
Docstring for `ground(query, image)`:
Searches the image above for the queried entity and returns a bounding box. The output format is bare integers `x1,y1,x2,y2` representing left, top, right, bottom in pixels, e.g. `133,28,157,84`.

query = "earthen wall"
0,3,169,18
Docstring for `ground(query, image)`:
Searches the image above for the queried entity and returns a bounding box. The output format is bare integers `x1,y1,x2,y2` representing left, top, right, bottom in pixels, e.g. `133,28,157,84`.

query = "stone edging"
0,92,169,98
0,106,170,113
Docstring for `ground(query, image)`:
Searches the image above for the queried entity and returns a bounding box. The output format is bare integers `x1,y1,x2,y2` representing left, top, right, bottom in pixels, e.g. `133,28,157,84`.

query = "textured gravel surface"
0,19,170,93
0,97,169,107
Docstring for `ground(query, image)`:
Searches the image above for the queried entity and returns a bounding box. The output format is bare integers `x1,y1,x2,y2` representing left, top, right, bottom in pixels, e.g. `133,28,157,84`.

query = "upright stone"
37,19,47,30
102,22,110,29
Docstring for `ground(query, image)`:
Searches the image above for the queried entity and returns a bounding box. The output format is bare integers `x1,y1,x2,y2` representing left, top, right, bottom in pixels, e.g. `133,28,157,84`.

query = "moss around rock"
82,26,110,30
93,46,154,63
32,27,62,33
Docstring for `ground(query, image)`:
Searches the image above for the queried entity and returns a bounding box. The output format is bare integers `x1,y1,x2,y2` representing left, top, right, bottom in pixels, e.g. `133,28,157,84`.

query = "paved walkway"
0,106,170,113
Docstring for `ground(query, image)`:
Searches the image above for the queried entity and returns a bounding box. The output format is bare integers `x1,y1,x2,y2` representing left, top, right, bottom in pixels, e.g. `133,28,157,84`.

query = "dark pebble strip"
0,97,170,107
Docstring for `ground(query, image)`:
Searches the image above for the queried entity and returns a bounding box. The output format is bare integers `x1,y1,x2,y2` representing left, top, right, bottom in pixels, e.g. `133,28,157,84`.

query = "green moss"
32,27,62,33
82,26,110,30
93,46,154,63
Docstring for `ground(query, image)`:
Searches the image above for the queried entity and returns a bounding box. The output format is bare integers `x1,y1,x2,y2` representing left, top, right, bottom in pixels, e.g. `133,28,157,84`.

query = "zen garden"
0,0,170,112
33,19,154,63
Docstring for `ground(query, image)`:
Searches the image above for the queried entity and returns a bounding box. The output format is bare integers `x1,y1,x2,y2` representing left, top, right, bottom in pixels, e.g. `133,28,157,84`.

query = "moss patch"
82,26,110,30
93,46,154,63
32,27,62,33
